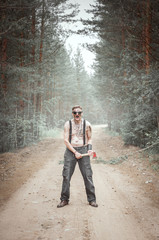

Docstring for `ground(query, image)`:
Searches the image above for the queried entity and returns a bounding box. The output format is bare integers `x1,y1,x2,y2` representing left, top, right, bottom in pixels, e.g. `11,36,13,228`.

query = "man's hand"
75,151,82,159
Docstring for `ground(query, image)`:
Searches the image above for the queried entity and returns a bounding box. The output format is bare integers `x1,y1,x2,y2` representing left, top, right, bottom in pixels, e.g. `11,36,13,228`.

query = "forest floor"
0,125,159,240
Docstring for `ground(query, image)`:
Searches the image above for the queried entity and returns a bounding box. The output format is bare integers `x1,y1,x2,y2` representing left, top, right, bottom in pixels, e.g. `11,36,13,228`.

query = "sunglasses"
72,111,82,115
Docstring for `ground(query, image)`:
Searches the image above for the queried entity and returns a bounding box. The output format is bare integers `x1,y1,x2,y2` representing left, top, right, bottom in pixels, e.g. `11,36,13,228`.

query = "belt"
73,145,88,150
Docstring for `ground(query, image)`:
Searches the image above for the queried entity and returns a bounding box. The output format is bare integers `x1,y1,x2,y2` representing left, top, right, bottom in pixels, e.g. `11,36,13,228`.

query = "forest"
0,0,159,154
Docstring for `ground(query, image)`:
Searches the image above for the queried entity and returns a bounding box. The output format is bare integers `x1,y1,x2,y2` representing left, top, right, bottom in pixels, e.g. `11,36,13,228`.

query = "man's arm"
87,122,93,155
87,122,92,145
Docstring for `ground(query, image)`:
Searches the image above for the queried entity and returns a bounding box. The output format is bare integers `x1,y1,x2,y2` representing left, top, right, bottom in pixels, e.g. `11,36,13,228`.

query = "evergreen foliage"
0,0,79,152
0,0,100,152
82,0,159,150
0,0,159,154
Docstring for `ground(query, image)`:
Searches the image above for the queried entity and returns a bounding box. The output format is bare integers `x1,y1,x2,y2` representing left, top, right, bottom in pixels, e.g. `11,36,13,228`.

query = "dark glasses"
72,111,82,115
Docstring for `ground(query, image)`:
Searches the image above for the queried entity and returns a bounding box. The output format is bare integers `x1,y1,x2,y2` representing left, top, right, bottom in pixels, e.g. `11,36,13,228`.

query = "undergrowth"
94,155,128,165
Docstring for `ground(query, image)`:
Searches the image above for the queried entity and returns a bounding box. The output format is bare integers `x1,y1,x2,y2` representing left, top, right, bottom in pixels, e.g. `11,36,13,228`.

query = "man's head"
72,105,83,122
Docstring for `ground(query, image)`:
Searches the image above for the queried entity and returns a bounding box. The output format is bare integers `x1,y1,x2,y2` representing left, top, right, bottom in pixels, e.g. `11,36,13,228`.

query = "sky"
63,0,97,74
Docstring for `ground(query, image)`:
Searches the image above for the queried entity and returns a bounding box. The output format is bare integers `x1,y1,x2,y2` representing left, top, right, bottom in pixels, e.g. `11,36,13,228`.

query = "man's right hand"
75,151,82,159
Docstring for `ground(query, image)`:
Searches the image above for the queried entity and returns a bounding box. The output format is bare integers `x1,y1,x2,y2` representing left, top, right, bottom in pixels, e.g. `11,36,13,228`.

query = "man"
57,105,98,208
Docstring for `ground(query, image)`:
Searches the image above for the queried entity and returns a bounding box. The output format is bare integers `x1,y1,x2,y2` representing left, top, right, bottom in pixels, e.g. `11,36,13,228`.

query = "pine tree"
82,0,159,148
0,0,79,152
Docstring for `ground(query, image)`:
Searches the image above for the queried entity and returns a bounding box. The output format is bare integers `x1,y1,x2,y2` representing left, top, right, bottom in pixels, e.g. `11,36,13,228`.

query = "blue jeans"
60,146,96,202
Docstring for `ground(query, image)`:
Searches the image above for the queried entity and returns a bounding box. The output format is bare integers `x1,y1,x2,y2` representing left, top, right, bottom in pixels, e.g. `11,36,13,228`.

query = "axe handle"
81,153,89,157
81,152,96,157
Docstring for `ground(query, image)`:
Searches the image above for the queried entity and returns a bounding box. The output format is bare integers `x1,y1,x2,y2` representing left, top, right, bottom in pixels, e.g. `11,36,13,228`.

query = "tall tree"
0,0,79,152
82,0,159,147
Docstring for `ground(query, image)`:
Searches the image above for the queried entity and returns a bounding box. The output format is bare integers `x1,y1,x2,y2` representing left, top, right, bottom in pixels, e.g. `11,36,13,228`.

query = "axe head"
81,151,97,158
92,151,97,159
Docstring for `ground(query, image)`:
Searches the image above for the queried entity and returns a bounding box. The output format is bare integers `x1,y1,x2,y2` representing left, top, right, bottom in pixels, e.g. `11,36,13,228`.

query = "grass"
40,127,62,139
59,160,64,165
148,153,159,171
108,155,128,164
95,155,128,165
151,164,159,171
94,157,107,164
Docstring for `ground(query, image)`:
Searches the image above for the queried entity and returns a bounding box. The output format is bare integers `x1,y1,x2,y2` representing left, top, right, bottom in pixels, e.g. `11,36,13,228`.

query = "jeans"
60,146,96,202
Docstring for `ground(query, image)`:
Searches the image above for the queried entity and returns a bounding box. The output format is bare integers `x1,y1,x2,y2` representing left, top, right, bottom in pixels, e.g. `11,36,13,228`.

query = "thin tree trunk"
1,38,7,93
15,106,18,149
137,3,145,70
37,0,45,117
18,31,25,147
31,6,36,139
144,0,151,74
121,20,127,81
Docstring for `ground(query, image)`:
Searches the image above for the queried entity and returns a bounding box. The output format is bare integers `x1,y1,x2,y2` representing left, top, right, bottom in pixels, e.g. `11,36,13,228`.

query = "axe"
81,151,97,159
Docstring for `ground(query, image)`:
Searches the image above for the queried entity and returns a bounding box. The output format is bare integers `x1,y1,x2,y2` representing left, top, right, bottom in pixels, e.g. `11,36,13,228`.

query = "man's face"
72,108,83,122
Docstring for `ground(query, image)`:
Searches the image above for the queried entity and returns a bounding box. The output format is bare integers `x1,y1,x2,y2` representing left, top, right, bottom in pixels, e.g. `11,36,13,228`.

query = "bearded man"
57,105,98,208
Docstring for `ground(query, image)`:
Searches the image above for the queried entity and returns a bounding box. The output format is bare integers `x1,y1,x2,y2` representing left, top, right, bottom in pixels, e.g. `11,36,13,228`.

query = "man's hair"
72,105,82,111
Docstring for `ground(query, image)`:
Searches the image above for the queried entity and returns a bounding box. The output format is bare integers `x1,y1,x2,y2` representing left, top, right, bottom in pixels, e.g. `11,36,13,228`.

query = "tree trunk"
1,38,7,93
17,31,25,147
37,0,45,117
144,0,151,75
31,6,37,139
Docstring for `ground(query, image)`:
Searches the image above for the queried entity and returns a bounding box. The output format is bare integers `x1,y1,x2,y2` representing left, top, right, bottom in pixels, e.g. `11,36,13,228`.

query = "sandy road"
0,125,159,240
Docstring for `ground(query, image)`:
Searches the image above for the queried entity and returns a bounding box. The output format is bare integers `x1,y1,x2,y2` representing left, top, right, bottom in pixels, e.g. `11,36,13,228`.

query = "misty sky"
64,0,97,73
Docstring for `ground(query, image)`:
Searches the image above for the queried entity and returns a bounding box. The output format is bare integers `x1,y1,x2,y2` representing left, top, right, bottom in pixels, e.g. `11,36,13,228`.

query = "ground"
0,125,159,240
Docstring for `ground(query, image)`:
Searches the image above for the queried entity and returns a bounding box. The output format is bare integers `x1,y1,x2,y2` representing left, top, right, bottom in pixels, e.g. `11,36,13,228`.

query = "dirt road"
0,125,159,240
